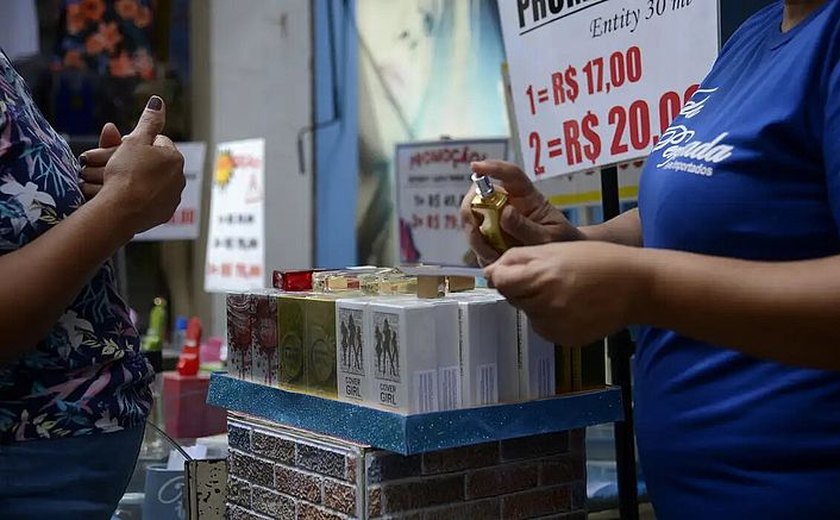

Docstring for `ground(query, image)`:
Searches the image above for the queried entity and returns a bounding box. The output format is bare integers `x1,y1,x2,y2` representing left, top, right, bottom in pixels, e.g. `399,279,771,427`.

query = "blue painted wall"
314,0,358,268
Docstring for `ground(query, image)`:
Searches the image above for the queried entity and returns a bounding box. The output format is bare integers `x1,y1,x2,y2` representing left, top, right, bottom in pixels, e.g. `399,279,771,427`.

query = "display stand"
207,373,623,455
600,165,640,520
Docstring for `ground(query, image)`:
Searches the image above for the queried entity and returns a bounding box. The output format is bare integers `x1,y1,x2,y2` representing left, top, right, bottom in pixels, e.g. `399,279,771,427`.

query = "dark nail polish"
78,154,87,168
146,96,163,111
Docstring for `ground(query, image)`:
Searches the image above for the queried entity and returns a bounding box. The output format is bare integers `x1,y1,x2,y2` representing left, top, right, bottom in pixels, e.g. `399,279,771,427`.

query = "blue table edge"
207,372,624,455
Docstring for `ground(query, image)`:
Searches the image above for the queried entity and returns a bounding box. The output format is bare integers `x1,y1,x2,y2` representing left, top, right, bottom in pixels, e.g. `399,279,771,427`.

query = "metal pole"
600,165,639,520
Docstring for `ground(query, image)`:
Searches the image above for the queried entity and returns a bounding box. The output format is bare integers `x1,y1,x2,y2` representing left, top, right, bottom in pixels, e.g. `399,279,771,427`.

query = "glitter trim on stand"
207,373,623,455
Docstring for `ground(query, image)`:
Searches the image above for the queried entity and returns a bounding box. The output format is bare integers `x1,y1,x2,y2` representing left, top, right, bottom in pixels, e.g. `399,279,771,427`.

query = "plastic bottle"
173,316,188,352
176,317,202,377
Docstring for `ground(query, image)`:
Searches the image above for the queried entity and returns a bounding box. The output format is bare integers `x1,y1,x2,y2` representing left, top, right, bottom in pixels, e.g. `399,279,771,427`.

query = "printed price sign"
395,139,508,266
204,138,266,293
499,0,719,179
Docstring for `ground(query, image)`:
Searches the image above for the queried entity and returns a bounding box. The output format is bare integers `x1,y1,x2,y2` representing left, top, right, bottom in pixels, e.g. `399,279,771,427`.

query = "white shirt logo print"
651,87,735,177
680,88,718,119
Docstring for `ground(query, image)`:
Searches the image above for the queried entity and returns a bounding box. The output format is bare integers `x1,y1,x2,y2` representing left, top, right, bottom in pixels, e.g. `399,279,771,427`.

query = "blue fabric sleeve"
824,53,840,232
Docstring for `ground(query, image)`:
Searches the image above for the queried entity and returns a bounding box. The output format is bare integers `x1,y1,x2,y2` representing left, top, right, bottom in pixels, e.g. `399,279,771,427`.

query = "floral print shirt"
0,50,152,443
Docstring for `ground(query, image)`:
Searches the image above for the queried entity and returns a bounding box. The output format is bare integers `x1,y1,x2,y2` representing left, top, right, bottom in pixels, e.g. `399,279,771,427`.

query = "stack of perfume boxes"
226,270,560,415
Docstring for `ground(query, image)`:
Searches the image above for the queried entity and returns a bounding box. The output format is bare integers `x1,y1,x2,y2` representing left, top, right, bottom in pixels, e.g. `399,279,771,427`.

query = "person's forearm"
0,194,134,361
580,208,643,247
632,248,840,370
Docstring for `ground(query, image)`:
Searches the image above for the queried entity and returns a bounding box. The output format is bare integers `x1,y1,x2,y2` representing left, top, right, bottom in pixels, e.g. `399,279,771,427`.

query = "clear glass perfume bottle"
359,271,417,295
470,173,510,253
314,267,395,293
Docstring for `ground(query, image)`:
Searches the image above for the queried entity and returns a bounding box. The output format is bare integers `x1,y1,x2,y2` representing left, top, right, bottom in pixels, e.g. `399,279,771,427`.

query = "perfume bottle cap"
273,269,316,292
472,173,495,199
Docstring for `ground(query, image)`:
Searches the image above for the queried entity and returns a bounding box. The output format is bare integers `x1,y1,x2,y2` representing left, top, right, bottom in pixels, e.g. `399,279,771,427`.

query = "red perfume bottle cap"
272,269,317,292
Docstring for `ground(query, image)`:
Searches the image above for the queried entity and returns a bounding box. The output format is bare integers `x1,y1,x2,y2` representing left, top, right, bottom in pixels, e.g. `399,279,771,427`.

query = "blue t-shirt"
637,2,840,517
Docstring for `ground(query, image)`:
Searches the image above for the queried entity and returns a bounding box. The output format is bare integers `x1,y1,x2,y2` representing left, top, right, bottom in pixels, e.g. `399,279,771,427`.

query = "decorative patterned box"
278,294,308,392
226,293,254,381
251,290,280,387
305,295,339,398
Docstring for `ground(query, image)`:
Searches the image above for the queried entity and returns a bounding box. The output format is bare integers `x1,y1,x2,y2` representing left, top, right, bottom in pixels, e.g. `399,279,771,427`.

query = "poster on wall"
395,138,508,266
204,139,266,293
134,142,206,242
498,0,720,180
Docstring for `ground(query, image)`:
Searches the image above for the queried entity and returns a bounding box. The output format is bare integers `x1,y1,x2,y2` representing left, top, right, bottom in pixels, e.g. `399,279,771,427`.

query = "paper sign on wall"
204,139,266,293
395,139,508,266
134,142,207,242
499,0,719,180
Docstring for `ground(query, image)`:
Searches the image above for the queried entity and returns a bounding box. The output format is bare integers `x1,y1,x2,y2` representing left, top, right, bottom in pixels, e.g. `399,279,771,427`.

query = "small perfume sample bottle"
314,270,362,293
470,173,510,253
359,271,417,295
314,267,393,293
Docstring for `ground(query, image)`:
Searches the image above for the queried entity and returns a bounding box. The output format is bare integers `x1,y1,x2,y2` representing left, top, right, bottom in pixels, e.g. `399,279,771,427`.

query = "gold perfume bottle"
470,174,510,253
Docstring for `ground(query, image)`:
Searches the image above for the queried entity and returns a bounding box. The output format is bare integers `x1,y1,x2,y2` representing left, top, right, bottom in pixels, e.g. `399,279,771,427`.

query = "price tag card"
499,0,719,179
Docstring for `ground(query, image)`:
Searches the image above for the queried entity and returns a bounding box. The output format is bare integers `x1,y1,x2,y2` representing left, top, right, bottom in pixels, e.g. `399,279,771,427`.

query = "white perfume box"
457,298,500,407
453,290,519,404
335,299,372,405
365,299,443,415
426,299,460,411
518,310,556,399
495,298,520,403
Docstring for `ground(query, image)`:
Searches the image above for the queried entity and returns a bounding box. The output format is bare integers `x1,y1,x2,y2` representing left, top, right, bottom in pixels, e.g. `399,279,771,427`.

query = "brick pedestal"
225,413,587,520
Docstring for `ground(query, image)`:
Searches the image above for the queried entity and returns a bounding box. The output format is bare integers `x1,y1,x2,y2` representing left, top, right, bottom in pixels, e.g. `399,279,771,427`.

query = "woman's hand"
0,96,185,358
98,96,185,235
460,160,583,266
484,241,650,346
78,123,121,201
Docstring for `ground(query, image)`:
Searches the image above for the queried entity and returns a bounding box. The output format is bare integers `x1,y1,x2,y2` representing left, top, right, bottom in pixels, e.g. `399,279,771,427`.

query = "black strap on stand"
600,165,639,520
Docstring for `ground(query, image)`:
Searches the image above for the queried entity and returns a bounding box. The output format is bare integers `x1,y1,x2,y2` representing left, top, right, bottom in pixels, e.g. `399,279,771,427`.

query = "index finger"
80,147,117,168
484,261,541,299
154,134,177,149
470,160,536,198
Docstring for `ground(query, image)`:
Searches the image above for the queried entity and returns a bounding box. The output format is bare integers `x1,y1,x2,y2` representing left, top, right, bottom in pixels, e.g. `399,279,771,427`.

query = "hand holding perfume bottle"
461,161,585,266
470,173,511,253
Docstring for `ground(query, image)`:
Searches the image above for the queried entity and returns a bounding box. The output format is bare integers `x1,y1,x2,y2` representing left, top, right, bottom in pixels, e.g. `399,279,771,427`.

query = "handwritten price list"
396,140,508,266
523,46,699,176
407,193,467,231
